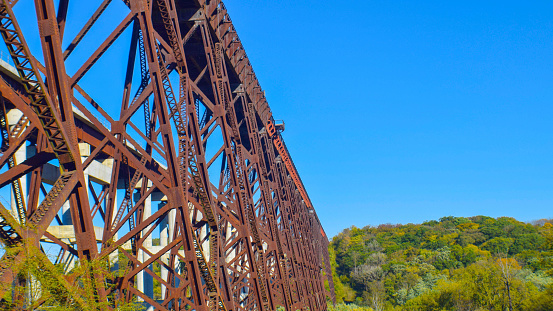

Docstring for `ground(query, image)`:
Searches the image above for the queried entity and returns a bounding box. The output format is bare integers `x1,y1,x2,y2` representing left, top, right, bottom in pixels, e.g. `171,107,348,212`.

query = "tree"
0,241,144,310
366,282,385,311
497,254,520,311
329,216,553,310
528,284,553,311
351,265,384,291
481,237,514,254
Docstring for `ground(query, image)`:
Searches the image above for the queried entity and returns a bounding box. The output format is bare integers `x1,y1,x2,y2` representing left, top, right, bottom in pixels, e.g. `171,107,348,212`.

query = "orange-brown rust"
266,117,313,210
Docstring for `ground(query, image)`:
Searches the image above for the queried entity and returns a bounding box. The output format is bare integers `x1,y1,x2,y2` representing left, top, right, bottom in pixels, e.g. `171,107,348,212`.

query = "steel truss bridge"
0,0,334,310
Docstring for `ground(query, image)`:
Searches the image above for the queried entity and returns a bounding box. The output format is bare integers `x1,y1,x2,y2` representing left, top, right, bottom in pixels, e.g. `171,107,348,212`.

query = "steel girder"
0,0,334,310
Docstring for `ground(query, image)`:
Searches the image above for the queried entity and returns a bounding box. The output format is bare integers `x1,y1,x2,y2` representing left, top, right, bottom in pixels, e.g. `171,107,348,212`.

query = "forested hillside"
328,216,553,311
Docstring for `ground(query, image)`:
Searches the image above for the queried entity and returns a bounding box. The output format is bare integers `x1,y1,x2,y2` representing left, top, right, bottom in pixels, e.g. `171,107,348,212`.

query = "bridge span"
0,0,333,310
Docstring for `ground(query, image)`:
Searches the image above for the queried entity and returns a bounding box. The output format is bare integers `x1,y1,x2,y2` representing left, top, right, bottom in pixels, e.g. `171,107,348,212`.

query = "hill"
328,216,553,311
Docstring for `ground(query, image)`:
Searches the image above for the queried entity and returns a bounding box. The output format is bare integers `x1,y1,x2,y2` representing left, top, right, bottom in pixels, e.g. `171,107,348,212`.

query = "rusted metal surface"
0,0,334,310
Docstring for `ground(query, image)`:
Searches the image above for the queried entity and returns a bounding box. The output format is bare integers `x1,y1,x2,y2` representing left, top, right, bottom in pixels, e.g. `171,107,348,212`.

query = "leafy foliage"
0,242,145,310
329,216,553,310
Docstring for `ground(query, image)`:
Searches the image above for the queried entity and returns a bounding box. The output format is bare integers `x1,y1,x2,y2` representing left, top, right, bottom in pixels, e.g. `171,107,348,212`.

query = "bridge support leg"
137,188,154,301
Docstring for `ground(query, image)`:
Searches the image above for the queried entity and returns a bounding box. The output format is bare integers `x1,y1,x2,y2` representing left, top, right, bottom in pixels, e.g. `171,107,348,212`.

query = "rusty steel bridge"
0,0,334,310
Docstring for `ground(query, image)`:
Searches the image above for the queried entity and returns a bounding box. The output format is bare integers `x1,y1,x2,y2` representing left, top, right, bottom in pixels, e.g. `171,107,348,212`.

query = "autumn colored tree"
329,216,553,310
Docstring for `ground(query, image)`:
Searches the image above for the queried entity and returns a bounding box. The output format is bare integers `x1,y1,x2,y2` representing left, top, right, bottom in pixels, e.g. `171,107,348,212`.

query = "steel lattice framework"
0,0,334,310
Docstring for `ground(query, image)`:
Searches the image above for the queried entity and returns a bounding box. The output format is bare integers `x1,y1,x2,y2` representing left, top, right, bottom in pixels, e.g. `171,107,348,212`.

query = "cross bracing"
0,0,334,310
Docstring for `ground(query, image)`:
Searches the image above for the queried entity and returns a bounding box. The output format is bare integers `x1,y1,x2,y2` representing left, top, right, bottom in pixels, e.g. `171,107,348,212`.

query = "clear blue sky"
224,0,553,237
4,1,552,238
